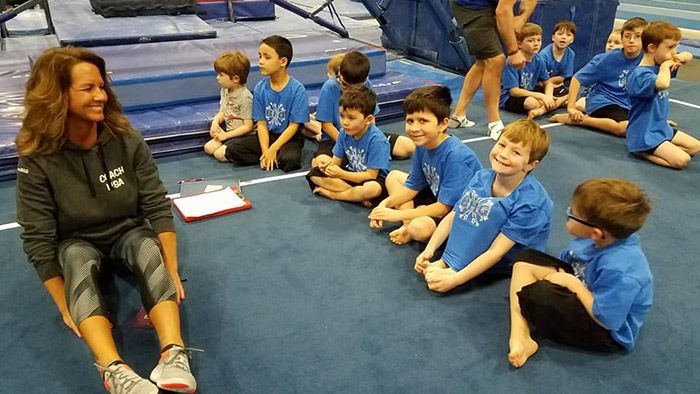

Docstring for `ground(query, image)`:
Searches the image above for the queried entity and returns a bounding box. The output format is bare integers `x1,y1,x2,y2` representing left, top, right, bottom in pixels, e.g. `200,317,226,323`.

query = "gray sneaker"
149,345,197,393
447,115,476,129
96,363,158,394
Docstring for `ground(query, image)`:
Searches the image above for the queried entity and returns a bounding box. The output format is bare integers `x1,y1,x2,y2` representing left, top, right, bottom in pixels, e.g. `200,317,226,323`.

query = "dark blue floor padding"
1,108,699,391
49,0,217,47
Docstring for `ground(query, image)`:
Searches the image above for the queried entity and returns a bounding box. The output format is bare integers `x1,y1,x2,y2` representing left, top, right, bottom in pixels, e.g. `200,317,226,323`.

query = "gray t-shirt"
220,86,253,131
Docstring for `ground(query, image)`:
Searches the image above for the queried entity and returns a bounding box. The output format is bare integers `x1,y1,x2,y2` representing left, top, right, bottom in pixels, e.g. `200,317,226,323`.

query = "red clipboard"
172,186,252,222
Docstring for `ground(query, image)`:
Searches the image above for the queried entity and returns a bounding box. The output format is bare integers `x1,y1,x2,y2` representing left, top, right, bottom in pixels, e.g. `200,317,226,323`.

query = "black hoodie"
16,126,174,281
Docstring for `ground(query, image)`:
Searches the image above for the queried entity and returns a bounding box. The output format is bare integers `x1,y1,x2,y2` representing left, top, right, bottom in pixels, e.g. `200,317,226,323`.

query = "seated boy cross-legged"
508,178,652,368
368,86,482,245
415,119,553,293
306,86,391,206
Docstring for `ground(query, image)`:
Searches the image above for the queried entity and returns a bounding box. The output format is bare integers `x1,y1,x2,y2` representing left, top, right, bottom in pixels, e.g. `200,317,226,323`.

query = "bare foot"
313,187,335,199
508,336,539,368
389,226,412,245
549,113,572,124
528,107,547,119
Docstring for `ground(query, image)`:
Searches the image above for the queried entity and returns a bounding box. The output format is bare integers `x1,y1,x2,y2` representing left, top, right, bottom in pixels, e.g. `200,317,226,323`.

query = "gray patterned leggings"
58,225,177,325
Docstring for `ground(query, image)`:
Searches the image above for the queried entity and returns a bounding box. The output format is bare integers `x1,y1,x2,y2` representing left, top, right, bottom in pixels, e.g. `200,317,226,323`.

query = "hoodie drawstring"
80,154,97,197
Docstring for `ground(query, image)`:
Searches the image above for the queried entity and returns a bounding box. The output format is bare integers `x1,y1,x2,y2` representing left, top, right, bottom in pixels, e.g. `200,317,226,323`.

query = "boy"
538,20,576,97
304,54,346,141
550,18,648,137
508,178,652,368
626,21,699,169
306,86,391,205
226,35,310,172
313,51,414,167
204,50,255,162
415,119,552,293
499,23,564,119
369,86,482,245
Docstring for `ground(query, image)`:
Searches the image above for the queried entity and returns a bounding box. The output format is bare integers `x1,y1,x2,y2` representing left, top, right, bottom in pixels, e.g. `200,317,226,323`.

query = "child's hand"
61,311,82,338
259,148,278,171
414,250,434,274
317,157,332,171
210,123,224,137
424,266,458,293
323,164,342,177
368,206,402,223
541,94,557,110
214,132,228,142
672,51,692,65
567,107,584,122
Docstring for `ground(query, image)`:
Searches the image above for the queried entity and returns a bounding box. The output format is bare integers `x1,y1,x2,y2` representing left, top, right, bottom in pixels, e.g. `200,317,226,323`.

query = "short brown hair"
327,54,344,76
553,20,576,36
339,51,370,84
572,178,651,239
499,119,549,163
261,35,293,65
642,20,681,52
339,85,376,117
517,23,542,42
214,50,251,84
402,85,452,122
622,17,648,33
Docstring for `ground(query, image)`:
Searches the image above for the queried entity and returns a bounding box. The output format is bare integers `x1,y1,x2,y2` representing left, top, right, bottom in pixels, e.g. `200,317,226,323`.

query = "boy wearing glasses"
312,51,414,168
507,178,652,368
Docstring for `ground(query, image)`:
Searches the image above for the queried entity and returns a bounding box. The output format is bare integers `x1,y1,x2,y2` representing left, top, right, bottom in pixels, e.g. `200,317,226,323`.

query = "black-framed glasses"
566,206,598,228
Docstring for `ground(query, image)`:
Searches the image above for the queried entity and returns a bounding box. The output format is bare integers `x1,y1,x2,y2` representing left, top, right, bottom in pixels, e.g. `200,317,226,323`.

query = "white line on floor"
670,99,700,110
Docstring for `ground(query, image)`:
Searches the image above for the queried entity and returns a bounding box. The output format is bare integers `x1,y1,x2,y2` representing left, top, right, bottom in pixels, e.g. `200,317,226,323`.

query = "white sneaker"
447,115,476,129
488,122,504,141
96,363,158,394
150,345,198,393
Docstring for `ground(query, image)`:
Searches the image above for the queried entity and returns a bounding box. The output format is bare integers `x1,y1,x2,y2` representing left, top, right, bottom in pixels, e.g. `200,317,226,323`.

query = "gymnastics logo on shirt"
520,72,534,89
618,69,630,89
657,90,669,100
346,146,367,172
422,163,440,197
563,250,588,285
457,190,494,227
265,102,286,127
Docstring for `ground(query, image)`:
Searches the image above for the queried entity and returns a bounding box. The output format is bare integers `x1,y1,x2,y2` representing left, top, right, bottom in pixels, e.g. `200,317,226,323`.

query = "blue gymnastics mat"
48,0,217,47
79,33,386,111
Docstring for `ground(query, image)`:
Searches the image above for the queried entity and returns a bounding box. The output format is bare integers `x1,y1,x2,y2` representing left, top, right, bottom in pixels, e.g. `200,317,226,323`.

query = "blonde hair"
16,47,131,156
214,50,251,84
572,178,651,239
500,119,550,163
517,23,543,42
642,20,682,52
327,54,344,77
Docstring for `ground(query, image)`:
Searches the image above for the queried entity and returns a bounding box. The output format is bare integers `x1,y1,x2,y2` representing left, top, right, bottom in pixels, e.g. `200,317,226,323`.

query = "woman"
16,47,197,394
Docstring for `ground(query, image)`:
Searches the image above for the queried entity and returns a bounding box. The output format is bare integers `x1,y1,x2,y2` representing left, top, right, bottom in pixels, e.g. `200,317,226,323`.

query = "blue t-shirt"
315,78,380,142
626,66,673,153
454,0,498,9
332,123,391,178
442,169,553,271
539,44,575,80
499,54,551,107
559,235,652,350
404,136,482,206
252,76,310,135
574,49,643,113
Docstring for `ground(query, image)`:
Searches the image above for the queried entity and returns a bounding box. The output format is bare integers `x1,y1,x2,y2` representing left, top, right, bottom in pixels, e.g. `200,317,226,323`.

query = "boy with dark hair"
499,23,564,119
226,35,310,172
204,50,255,162
538,20,576,97
306,86,391,205
551,17,648,137
626,20,698,169
415,119,553,293
369,85,482,245
508,178,652,368
313,51,414,167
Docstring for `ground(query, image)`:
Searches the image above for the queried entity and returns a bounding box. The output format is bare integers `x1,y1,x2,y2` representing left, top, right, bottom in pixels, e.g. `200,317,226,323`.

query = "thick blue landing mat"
617,2,700,31
49,0,217,46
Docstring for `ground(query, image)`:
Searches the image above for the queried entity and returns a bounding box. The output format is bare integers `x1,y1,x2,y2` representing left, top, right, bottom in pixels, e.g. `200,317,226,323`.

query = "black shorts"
450,2,502,60
589,104,629,123
513,249,624,352
305,167,388,206
640,128,679,155
534,84,568,97
502,96,529,114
